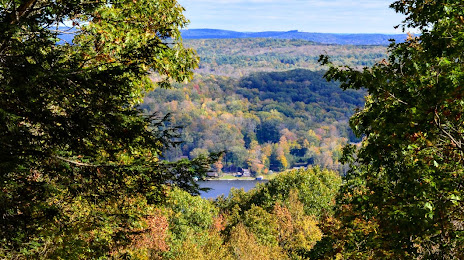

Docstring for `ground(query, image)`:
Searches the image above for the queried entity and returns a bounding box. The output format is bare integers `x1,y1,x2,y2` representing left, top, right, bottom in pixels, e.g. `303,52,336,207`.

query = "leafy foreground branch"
319,0,464,259
0,0,217,258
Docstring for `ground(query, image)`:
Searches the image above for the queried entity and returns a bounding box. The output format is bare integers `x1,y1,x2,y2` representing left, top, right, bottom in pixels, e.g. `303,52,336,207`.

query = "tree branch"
12,0,39,24
53,156,100,167
434,110,464,152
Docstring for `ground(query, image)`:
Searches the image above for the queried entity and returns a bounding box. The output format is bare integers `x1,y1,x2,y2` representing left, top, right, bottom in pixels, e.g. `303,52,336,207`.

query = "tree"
161,188,227,260
273,190,322,257
320,0,464,258
227,223,286,260
217,167,342,219
0,0,214,258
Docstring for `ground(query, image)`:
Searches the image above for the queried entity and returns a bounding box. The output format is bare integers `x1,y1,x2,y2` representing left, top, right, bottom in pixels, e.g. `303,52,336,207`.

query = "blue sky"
177,0,406,34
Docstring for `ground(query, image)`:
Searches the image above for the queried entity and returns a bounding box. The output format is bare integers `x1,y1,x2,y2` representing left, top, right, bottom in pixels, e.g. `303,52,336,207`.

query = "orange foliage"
131,209,169,254
212,214,227,232
273,203,294,244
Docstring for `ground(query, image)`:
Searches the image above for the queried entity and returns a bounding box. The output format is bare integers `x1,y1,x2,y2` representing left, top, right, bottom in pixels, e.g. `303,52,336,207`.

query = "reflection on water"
198,180,268,199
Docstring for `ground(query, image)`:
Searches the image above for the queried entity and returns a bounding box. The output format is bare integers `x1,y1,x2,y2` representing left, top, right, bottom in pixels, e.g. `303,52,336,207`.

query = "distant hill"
184,38,388,77
143,69,364,173
181,29,407,45
239,69,365,110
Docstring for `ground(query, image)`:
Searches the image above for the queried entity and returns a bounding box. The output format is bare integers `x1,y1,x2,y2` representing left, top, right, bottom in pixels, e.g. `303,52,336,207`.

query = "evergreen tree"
0,0,214,258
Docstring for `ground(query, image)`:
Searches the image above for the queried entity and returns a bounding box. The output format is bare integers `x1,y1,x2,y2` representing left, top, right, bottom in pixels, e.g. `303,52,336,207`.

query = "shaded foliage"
318,0,464,258
0,0,215,258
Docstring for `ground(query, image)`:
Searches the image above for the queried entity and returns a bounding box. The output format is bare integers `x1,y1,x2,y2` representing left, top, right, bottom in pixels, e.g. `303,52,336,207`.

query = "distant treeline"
185,38,388,77
181,28,407,45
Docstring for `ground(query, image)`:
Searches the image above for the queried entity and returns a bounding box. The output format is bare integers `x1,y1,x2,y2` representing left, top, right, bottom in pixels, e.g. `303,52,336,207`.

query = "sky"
177,0,406,34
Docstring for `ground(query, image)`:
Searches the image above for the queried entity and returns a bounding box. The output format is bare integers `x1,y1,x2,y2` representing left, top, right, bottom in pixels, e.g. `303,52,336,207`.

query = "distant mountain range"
181,29,407,45
57,27,406,46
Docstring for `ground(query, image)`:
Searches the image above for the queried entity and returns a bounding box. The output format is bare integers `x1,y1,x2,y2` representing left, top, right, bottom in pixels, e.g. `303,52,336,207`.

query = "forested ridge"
185,38,388,76
141,38,381,175
143,69,365,174
181,29,407,45
1,0,464,259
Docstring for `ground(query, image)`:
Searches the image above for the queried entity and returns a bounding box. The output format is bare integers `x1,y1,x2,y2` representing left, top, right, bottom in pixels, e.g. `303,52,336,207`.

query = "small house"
241,169,251,177
207,171,219,178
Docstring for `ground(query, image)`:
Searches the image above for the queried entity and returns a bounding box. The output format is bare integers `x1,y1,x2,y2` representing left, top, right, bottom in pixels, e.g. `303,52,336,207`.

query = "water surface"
198,180,268,199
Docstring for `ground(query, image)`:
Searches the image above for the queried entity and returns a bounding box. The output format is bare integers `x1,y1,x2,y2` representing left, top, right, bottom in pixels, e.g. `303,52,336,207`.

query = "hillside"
185,38,388,77
143,69,365,174
142,38,388,174
181,28,407,45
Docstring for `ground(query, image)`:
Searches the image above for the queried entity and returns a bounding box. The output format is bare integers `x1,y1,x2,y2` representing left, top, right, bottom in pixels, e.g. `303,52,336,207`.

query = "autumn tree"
227,223,286,260
320,0,464,258
273,190,322,257
0,0,215,258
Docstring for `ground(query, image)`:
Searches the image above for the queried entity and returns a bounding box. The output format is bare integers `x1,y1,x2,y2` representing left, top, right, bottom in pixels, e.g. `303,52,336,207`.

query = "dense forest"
142,38,383,175
143,69,365,174
2,0,464,259
125,167,341,259
184,38,388,76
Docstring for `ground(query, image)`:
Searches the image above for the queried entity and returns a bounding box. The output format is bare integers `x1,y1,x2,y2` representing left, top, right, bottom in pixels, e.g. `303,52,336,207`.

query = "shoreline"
203,178,266,181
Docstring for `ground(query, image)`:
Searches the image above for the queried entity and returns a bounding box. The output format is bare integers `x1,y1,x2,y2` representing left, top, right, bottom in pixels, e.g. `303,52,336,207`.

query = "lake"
198,180,268,199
